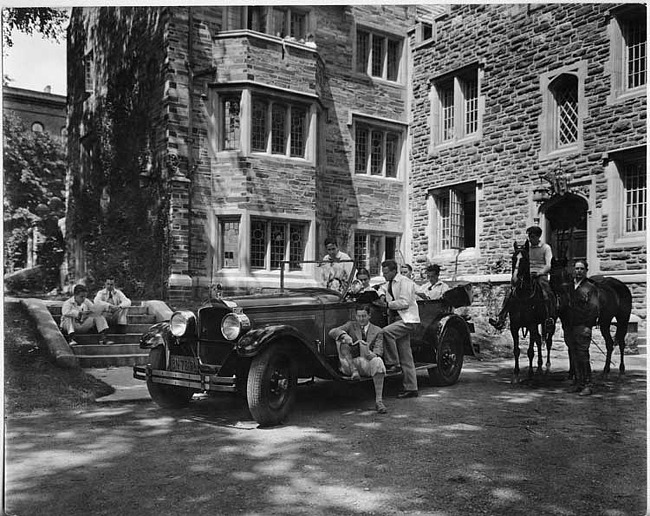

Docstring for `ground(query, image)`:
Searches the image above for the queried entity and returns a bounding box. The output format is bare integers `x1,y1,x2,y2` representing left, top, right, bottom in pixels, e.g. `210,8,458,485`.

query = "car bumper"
133,364,237,393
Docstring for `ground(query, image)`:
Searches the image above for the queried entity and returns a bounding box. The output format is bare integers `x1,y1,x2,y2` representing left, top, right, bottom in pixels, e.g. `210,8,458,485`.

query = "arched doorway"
542,193,588,262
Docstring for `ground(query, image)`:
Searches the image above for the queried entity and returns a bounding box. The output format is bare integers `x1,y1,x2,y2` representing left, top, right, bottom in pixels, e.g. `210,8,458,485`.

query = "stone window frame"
222,6,315,44
539,61,587,160
353,24,404,84
607,4,647,105
428,64,484,154
215,211,315,275
353,230,400,278
212,84,318,164
350,112,407,180
427,181,479,259
603,145,647,249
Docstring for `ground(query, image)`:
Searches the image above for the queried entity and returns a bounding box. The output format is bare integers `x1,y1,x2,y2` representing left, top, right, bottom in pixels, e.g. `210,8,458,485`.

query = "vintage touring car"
133,262,478,426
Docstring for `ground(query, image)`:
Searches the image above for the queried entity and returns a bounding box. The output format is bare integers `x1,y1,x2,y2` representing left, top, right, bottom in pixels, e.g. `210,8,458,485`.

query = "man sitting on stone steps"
60,284,112,346
93,277,132,332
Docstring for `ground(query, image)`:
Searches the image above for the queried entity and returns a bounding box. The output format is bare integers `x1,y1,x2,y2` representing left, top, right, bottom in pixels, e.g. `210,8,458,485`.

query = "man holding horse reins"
489,225,556,332
565,259,599,396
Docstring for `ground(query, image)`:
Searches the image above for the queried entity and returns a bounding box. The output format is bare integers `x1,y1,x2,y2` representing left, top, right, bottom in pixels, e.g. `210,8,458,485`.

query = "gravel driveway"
5,349,646,516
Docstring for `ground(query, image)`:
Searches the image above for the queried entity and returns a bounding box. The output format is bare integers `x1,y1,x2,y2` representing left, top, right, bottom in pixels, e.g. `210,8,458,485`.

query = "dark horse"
550,258,632,379
509,242,557,383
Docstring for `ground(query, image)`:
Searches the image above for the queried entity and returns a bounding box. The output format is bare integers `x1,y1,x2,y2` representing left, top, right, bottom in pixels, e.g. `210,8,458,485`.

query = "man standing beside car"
377,259,420,398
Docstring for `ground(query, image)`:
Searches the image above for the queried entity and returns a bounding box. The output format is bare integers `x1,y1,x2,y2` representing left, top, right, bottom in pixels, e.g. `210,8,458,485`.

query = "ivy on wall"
66,7,169,299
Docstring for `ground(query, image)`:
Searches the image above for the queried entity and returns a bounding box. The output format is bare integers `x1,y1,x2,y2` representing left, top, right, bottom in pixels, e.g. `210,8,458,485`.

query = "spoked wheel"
146,347,195,408
247,343,297,427
428,326,465,386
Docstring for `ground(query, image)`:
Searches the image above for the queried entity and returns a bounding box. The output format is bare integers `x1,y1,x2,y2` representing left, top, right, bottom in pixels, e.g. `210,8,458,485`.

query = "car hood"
215,287,344,310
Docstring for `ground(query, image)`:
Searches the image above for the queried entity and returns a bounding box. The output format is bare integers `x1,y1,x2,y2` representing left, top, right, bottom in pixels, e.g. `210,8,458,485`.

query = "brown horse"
509,242,557,384
550,258,632,379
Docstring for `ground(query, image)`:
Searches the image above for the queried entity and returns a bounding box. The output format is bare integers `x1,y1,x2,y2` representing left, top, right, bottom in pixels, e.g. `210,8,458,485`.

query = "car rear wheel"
146,347,194,408
428,326,465,386
247,343,297,427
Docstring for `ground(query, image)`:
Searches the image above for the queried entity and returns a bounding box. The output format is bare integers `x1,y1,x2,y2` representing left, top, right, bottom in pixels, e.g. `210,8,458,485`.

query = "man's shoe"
489,317,505,330
578,386,592,396
375,401,388,414
397,390,419,399
385,365,402,374
68,339,79,347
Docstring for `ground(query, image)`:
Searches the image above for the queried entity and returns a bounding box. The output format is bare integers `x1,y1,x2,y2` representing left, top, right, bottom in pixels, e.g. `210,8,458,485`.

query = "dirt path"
4,355,646,516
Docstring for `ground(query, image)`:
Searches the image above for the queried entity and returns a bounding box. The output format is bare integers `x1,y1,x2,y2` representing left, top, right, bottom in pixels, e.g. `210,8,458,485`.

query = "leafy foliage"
2,7,69,48
3,113,66,288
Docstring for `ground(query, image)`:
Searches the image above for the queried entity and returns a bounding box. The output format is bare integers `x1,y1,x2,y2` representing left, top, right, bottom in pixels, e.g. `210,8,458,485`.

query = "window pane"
250,219,267,269
437,195,450,250
247,6,266,32
387,39,400,81
371,34,384,77
223,96,241,151
220,219,239,268
462,76,479,135
289,223,306,270
290,11,307,40
270,222,286,269
368,235,382,277
272,8,287,37
554,76,579,146
385,237,396,261
354,233,368,270
252,100,268,151
290,106,306,157
624,160,647,232
356,30,370,73
440,85,454,141
355,126,369,174
385,132,399,178
624,18,647,89
271,104,287,154
370,130,383,175
449,189,464,249
463,190,476,248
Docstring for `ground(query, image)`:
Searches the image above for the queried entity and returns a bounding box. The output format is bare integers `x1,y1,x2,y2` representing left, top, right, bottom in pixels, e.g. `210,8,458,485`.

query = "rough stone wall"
409,3,646,332
175,5,421,290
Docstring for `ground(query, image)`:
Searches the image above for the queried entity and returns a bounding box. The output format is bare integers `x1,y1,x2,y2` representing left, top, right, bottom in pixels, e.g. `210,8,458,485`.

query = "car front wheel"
428,325,465,386
146,347,194,408
247,343,297,427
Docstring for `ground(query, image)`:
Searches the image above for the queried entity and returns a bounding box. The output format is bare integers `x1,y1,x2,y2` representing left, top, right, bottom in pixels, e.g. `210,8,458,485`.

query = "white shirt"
379,273,420,324
321,250,353,292
417,280,450,300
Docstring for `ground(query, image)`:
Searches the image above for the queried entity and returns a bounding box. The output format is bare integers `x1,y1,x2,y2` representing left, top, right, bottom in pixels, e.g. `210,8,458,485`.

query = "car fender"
436,313,477,356
139,321,173,350
235,324,340,378
236,324,313,357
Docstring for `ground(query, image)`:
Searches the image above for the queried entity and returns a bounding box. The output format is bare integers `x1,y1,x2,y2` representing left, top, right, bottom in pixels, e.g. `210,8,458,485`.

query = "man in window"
320,237,353,294
416,264,450,301
489,226,556,332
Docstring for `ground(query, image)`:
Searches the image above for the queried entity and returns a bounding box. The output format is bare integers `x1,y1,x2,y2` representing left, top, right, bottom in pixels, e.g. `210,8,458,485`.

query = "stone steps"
48,301,162,368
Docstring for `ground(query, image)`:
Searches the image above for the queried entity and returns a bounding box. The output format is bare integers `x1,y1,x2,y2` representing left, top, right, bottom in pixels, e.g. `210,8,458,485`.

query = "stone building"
3,85,67,138
409,4,646,333
66,5,439,301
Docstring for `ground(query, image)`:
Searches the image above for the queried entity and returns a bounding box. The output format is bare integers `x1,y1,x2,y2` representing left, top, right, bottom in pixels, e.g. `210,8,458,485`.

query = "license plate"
170,355,199,374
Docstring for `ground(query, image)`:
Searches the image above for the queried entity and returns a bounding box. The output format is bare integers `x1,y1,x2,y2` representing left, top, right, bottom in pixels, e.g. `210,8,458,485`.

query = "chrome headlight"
221,312,251,341
170,310,196,337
